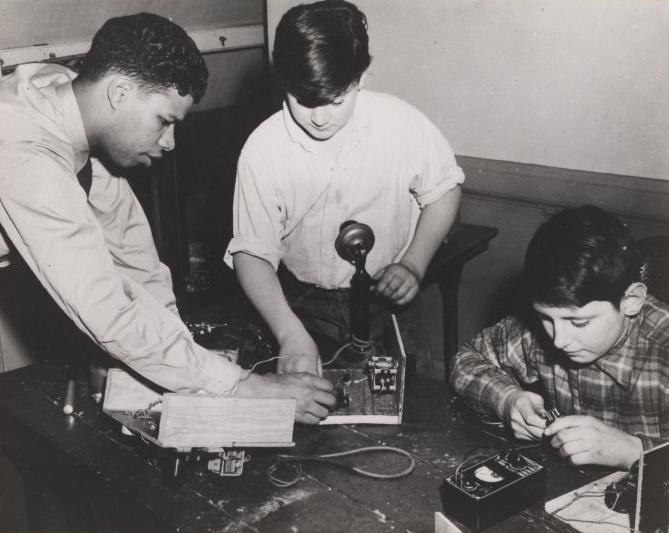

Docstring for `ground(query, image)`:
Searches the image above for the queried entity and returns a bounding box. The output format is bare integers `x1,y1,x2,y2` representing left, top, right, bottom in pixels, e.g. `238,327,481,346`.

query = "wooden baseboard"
457,155,669,227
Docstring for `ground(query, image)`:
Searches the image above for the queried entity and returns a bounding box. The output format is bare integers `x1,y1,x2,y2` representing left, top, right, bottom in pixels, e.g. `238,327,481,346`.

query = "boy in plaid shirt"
450,206,669,469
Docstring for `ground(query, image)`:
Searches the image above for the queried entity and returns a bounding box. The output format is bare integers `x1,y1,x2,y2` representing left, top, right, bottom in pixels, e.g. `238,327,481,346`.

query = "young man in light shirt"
226,0,463,375
0,12,335,424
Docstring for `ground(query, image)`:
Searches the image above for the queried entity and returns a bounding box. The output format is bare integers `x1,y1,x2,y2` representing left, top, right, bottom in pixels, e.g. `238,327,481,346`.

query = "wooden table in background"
0,359,606,533
424,223,498,380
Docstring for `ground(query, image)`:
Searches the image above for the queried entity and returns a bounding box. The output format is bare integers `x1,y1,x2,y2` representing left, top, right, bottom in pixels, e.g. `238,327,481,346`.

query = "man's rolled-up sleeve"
224,143,284,270
0,144,242,394
407,111,465,208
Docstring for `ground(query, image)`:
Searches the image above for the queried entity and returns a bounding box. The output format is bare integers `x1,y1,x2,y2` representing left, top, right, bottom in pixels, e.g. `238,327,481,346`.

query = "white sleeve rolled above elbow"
415,168,464,208
224,236,282,271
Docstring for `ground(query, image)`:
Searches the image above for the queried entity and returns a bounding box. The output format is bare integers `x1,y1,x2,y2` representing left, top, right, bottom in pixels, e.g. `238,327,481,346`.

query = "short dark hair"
524,205,640,309
273,0,372,107
77,12,208,103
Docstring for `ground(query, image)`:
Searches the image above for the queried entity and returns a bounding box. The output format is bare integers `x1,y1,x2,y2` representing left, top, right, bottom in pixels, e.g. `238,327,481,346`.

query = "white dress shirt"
0,63,242,394
226,90,465,288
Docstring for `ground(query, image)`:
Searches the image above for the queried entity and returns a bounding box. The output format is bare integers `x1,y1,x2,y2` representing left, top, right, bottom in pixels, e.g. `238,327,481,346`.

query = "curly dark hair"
273,0,371,107
77,12,208,103
524,206,641,309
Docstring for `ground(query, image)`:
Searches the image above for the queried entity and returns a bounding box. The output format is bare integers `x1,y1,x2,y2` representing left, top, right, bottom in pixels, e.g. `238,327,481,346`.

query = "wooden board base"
319,314,407,425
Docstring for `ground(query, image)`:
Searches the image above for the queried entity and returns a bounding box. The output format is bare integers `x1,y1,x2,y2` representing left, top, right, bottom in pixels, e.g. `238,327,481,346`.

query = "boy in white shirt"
226,1,463,375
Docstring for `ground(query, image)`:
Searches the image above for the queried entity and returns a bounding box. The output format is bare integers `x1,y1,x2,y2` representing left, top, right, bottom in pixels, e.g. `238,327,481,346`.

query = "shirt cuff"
487,384,524,420
190,343,245,395
415,165,465,207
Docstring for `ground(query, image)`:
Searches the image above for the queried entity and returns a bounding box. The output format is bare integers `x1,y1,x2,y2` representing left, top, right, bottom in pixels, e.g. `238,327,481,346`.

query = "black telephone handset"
335,221,375,353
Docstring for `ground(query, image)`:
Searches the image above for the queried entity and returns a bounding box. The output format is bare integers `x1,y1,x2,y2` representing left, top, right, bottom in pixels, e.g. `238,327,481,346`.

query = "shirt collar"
281,89,372,153
593,315,637,389
56,81,90,173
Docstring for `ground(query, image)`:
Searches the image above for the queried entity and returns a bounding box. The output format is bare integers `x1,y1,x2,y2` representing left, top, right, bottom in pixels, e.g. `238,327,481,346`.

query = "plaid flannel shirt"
450,296,669,449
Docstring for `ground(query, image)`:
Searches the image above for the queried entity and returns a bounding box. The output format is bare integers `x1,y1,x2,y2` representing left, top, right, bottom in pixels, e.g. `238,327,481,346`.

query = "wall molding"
458,156,669,226
0,24,264,75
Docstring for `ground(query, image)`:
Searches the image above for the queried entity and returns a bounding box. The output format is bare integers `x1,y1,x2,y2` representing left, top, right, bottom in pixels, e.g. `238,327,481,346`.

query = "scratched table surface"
0,359,611,533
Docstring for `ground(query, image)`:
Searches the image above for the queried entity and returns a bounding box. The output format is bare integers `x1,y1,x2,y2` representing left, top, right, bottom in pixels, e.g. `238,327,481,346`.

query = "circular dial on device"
473,465,505,484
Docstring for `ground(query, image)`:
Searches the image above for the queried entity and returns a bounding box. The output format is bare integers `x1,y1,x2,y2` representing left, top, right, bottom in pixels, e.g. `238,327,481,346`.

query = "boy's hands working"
502,390,546,440
235,371,335,425
372,187,462,307
233,253,322,377
503,390,644,468
372,187,461,307
544,415,643,469
372,262,420,305
277,324,322,376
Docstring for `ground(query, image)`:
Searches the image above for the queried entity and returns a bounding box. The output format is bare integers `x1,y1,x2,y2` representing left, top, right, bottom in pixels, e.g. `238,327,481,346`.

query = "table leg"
437,265,464,382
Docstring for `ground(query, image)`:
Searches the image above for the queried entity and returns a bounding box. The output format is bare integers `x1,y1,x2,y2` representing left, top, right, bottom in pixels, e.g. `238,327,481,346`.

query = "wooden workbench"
0,359,607,533
424,222,498,379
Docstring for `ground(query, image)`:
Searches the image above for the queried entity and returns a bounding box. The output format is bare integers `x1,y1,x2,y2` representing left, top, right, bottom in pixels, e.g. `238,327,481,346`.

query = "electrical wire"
267,445,416,488
322,340,386,367
322,342,353,367
479,414,504,427
453,445,503,484
452,444,633,531
548,490,635,531
267,461,303,488
511,442,545,452
452,443,543,485
225,355,285,395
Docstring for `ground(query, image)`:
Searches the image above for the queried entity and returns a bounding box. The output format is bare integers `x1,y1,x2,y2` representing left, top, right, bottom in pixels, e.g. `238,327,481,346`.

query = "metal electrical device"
440,450,546,531
324,221,404,419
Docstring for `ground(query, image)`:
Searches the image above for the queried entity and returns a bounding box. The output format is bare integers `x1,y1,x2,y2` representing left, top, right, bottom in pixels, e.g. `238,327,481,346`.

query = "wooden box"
103,369,295,451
